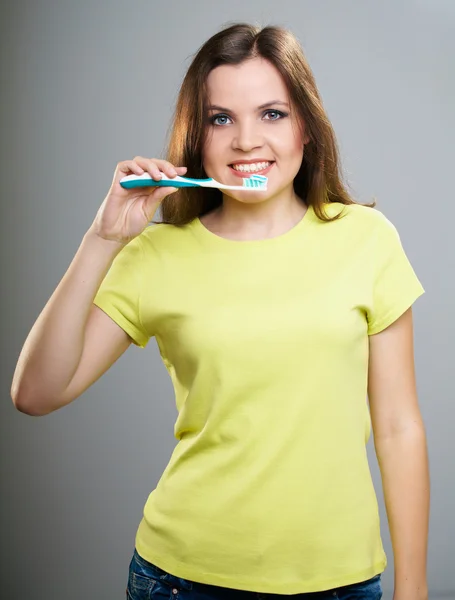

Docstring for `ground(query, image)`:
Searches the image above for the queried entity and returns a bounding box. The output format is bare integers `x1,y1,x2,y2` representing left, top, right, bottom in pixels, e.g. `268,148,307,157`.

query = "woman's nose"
232,121,264,151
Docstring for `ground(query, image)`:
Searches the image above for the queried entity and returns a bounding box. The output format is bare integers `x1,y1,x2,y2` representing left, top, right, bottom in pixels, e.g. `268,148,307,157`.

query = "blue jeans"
126,548,383,600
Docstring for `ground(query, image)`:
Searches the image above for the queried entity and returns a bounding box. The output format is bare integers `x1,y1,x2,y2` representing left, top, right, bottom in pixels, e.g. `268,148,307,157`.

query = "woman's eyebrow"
206,100,290,113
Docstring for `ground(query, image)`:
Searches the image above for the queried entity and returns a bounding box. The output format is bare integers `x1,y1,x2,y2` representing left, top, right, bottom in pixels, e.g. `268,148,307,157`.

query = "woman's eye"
211,114,231,126
263,110,286,120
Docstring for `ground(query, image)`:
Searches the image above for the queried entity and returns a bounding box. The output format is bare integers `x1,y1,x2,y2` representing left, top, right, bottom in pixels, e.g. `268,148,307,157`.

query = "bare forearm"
11,228,124,412
375,424,430,600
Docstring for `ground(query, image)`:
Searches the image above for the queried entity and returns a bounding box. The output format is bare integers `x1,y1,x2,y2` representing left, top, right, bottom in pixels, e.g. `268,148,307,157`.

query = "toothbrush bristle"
242,174,268,190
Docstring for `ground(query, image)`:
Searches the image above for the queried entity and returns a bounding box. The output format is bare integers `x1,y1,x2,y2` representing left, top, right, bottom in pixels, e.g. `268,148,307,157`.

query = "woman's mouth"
228,161,275,178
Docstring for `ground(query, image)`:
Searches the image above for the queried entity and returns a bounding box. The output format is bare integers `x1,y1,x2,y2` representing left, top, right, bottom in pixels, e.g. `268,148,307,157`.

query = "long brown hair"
154,23,375,226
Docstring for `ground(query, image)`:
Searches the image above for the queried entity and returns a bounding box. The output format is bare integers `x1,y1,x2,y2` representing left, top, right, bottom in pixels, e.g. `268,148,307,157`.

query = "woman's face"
202,57,309,204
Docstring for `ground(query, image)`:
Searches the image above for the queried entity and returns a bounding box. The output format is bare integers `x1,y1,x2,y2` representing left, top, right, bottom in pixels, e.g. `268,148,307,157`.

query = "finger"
148,163,163,181
149,159,179,178
160,186,178,198
149,186,178,203
132,157,162,180
117,160,145,176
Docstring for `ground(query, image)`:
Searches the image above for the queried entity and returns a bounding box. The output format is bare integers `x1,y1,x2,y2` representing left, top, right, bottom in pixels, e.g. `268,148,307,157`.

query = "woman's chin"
223,188,272,203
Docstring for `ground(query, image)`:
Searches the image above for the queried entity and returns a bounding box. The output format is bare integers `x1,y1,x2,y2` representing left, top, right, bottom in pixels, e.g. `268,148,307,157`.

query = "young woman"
11,23,429,600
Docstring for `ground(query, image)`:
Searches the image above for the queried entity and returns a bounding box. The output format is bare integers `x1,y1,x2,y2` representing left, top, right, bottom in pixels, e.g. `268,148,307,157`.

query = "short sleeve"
93,235,150,348
367,215,425,335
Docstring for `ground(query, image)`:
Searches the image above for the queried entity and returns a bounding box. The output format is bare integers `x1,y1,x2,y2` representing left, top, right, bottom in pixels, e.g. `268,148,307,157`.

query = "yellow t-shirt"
93,201,425,594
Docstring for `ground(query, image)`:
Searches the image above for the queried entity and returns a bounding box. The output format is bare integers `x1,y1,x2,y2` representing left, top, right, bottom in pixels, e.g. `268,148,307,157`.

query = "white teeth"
232,161,271,172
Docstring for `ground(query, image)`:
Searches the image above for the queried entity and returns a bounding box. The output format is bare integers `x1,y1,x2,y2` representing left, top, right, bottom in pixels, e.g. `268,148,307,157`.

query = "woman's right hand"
90,157,187,245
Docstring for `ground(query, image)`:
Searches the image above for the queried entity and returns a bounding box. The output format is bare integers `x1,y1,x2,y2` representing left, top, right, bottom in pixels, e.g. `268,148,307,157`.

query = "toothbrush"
119,172,268,191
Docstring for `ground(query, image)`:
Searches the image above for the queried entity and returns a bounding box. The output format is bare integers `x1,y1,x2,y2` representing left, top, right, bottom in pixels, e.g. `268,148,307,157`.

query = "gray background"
1,1,453,598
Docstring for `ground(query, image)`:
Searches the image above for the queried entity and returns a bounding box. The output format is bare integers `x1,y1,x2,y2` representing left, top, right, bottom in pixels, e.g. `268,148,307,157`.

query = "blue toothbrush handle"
120,178,197,189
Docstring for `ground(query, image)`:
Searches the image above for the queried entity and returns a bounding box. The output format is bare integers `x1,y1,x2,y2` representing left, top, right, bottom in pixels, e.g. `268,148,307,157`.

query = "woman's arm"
368,307,430,600
11,229,130,415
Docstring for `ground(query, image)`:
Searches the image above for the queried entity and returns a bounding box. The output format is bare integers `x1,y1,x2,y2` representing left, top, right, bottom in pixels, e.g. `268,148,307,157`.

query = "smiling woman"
201,57,306,220
11,20,428,600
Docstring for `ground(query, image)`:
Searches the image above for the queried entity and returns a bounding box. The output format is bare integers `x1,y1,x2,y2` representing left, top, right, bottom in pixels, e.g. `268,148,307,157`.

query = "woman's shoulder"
324,201,392,230
138,219,196,253
141,221,185,239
